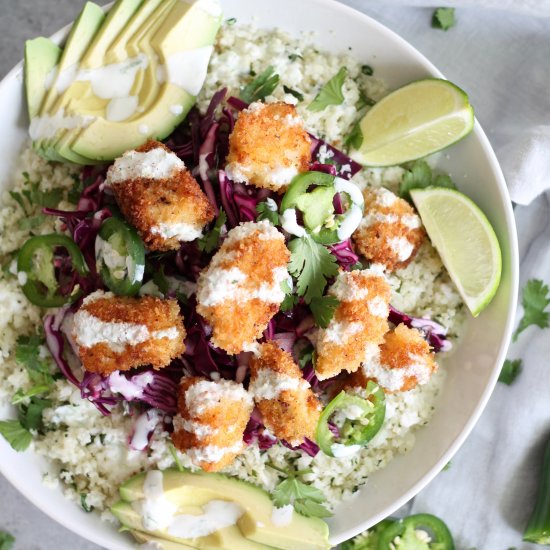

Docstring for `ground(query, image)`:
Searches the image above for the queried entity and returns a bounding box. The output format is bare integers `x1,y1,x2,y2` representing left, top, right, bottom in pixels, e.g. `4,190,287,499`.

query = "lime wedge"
351,79,474,166
410,187,501,317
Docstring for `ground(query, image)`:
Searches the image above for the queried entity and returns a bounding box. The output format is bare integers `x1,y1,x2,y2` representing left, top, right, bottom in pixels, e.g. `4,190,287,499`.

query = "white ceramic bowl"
0,0,518,547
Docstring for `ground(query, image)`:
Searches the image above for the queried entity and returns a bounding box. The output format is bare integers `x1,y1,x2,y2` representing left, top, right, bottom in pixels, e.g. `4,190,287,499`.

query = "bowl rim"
0,0,519,547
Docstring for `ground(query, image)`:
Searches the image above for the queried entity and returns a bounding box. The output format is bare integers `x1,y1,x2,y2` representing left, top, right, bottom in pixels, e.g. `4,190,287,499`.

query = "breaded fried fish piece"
225,102,311,192
352,187,425,271
362,323,437,392
171,376,253,472
249,342,321,446
315,269,391,381
107,140,216,251
72,290,185,375
196,220,290,354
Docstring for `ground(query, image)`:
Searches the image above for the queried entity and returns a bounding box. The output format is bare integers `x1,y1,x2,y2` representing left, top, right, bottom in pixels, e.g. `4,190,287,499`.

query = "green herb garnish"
256,200,279,226
287,235,339,303
344,121,363,150
399,160,456,201
13,334,54,399
513,279,550,341
0,420,32,452
432,7,456,31
283,85,304,102
499,359,522,385
198,209,227,253
240,66,280,103
80,493,94,513
307,67,347,112
225,17,237,25
0,531,15,550
310,295,339,328
270,465,331,519
288,53,303,61
361,65,374,76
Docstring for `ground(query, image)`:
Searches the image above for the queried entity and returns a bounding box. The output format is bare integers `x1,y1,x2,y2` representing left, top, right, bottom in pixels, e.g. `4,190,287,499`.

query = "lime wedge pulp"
410,187,502,317
351,79,474,166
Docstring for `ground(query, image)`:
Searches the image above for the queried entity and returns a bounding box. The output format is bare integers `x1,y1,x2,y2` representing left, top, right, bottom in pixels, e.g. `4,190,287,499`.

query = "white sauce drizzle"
323,321,363,345
362,353,433,392
281,208,307,237
271,504,294,527
29,109,95,140
184,379,252,416
249,368,308,401
108,371,153,400
106,96,139,122
331,443,362,458
161,46,214,96
388,236,415,262
132,470,177,530
106,147,185,183
130,410,160,452
150,221,203,242
186,440,244,463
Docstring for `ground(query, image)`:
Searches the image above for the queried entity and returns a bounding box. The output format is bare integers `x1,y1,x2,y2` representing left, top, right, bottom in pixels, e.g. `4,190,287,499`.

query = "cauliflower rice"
0,22,464,517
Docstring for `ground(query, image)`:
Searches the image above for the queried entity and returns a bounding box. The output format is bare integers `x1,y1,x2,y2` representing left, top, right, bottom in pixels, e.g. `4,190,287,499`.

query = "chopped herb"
283,85,304,102
80,493,94,513
18,214,47,231
271,470,331,518
298,346,315,369
513,279,550,341
240,66,280,103
499,358,522,385
432,7,456,31
344,121,363,150
0,531,15,550
310,295,339,328
68,174,84,204
288,53,303,61
399,160,456,201
169,442,185,472
356,90,375,111
307,67,348,113
14,334,54,396
287,235,339,303
361,64,373,76
198,209,227,253
225,17,237,25
256,200,279,226
0,420,32,451
443,461,452,471
10,174,63,215
19,397,51,432
152,265,169,296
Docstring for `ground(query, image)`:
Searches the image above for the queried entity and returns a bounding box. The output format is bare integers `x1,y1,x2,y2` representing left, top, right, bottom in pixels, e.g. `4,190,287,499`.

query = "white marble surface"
1,0,549,548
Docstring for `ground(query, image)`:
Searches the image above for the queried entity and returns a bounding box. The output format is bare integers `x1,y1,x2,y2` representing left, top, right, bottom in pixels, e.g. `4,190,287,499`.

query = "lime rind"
352,78,475,167
410,187,502,317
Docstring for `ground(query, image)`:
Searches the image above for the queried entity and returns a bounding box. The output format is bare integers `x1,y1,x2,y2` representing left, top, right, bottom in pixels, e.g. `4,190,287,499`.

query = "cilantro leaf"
310,295,339,328
499,359,522,385
80,493,94,513
256,200,279,226
0,531,15,550
19,397,51,431
513,279,550,341
287,236,339,303
293,499,332,518
272,478,331,518
432,7,456,31
283,85,304,103
0,420,32,451
344,121,363,151
399,160,456,201
298,345,315,369
240,66,280,103
307,67,347,113
198,210,227,253
14,334,54,393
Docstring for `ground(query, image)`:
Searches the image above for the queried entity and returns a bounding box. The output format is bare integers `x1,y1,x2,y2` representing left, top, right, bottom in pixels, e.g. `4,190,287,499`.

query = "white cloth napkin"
374,0,550,17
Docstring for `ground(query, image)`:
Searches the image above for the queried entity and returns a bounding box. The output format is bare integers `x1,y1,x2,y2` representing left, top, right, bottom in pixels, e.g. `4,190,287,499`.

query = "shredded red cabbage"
389,305,452,353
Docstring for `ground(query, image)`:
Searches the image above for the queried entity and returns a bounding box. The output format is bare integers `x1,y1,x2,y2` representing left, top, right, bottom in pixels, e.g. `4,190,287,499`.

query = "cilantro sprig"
498,359,522,385
399,160,456,201
310,295,339,328
307,67,347,113
513,279,550,341
270,465,331,518
287,235,339,303
240,66,280,103
0,420,32,452
0,531,15,550
256,200,279,226
198,210,227,253
432,7,456,31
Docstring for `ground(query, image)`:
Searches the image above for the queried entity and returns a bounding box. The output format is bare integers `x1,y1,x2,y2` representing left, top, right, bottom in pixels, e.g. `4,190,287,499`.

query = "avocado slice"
24,38,62,119
111,500,269,549
70,0,222,161
131,530,197,549
115,470,330,550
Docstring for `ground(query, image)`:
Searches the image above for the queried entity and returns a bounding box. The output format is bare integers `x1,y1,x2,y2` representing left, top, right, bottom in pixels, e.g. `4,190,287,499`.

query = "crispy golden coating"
315,269,391,381
196,221,290,354
377,323,437,392
225,102,311,192
171,376,253,472
249,342,321,446
110,140,216,251
73,291,185,375
352,187,425,271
